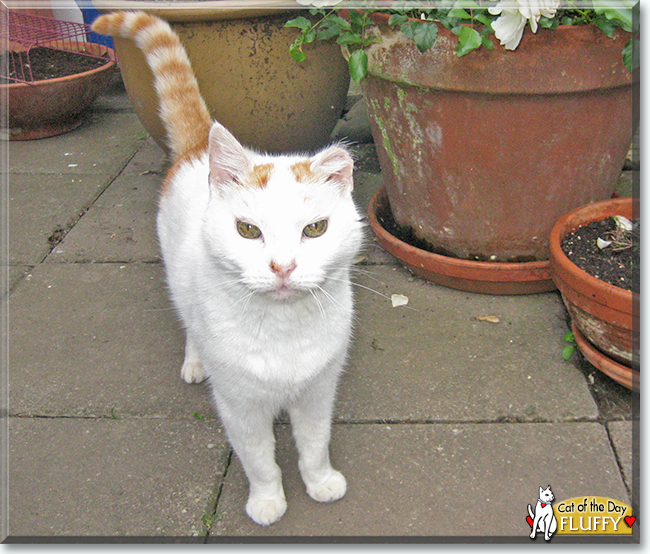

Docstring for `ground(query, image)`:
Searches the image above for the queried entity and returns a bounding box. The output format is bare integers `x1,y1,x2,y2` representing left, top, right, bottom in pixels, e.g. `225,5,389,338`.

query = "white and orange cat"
93,12,363,526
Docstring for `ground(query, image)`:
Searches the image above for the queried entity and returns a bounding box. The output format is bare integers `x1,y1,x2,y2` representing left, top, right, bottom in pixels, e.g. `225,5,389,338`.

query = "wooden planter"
549,197,639,391
362,16,634,294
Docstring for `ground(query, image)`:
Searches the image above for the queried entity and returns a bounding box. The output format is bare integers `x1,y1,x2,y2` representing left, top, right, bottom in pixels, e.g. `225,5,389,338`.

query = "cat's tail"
92,11,211,161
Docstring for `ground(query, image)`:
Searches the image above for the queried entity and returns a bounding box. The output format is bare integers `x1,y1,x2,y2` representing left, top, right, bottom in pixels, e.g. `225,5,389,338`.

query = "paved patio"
4,73,638,542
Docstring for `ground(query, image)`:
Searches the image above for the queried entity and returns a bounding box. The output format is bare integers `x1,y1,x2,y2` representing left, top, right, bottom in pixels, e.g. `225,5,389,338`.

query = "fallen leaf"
475,315,500,323
391,294,409,308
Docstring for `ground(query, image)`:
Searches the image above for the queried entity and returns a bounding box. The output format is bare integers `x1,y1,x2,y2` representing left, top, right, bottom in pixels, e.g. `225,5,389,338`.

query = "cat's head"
539,486,554,502
202,122,364,301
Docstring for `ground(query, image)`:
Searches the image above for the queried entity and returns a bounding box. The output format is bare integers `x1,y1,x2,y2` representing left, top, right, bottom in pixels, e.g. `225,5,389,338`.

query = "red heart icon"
625,516,636,528
526,515,534,528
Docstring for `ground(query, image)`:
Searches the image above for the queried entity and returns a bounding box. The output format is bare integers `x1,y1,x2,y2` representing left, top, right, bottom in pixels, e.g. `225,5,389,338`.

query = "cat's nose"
270,260,297,280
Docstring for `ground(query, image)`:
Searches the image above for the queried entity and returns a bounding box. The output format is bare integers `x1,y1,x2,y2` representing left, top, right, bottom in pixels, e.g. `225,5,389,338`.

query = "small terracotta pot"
549,196,639,391
95,0,350,154
4,43,116,140
572,324,639,393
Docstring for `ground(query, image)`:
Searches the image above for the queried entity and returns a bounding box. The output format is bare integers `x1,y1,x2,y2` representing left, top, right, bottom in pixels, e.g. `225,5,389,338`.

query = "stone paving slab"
8,262,214,419
8,417,229,538
211,422,629,538
607,420,635,492
47,140,166,264
338,265,599,422
7,112,149,176
9,173,113,266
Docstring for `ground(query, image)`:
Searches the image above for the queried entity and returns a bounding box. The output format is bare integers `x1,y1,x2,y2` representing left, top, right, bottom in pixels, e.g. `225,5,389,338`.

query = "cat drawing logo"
527,485,558,541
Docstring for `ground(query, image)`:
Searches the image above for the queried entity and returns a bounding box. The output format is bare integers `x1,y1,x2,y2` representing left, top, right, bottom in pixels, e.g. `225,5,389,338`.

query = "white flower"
489,0,560,50
295,0,343,7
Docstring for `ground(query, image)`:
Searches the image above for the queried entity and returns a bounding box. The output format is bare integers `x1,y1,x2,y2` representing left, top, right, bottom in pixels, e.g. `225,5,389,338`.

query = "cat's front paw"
305,469,347,503
180,359,206,384
245,495,287,526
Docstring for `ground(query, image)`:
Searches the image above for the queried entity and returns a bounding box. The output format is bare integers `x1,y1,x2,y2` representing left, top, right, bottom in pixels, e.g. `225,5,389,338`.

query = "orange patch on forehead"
247,163,274,189
290,160,317,184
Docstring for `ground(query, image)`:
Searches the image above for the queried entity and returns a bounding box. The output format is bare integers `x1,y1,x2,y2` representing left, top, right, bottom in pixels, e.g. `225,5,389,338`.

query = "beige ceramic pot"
94,0,350,154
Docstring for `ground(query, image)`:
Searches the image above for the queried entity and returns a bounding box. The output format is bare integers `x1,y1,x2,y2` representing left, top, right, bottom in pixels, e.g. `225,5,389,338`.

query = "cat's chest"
198,289,352,383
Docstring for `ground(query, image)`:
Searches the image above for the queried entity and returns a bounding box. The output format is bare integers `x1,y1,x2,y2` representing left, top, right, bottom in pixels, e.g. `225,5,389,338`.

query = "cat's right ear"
208,122,251,191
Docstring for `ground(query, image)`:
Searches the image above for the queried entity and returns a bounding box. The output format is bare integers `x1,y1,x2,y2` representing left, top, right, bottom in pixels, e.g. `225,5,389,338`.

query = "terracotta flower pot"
369,186,554,294
4,42,116,140
94,0,350,155
361,15,634,293
548,197,639,391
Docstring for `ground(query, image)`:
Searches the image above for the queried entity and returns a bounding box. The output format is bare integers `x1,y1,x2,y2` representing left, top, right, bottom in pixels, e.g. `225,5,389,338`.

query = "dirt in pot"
1,47,110,84
561,216,640,294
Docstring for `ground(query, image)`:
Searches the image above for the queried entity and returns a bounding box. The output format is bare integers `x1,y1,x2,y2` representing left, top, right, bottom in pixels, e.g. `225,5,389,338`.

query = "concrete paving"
4,74,637,542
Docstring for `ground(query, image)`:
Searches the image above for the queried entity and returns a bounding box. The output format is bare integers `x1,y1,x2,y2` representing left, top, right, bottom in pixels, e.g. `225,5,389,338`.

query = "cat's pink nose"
270,260,297,280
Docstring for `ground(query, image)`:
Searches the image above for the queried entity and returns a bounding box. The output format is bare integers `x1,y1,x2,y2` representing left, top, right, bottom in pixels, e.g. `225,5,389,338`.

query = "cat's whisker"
326,276,390,301
348,267,388,287
231,288,257,310
142,306,178,313
309,289,327,320
314,284,344,313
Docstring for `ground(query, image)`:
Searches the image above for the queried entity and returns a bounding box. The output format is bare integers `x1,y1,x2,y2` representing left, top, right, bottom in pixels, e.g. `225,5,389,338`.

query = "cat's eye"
237,220,262,239
303,219,328,238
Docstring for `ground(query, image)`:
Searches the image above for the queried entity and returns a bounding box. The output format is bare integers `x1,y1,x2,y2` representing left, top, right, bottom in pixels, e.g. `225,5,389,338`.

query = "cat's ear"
539,486,544,495
310,146,354,195
208,122,252,191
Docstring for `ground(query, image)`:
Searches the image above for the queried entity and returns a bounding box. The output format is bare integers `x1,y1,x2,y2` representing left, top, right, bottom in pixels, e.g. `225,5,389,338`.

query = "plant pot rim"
93,0,296,21
549,196,638,308
572,323,639,392
368,186,555,295
359,10,632,95
0,48,116,89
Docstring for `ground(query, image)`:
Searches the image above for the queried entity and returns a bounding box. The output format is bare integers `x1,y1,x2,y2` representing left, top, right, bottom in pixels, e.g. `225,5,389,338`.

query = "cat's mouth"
268,280,305,301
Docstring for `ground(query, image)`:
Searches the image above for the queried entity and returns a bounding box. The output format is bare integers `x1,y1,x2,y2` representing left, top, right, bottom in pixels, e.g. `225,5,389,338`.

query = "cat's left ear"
311,146,354,195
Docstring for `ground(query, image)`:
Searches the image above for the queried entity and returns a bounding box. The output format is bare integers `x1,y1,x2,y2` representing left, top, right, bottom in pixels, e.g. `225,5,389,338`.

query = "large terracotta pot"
4,42,116,140
94,0,350,154
549,197,639,391
361,15,634,292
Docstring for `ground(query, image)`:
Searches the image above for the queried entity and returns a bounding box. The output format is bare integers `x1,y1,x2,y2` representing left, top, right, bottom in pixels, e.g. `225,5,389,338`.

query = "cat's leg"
180,333,206,384
289,369,346,503
530,513,540,538
216,394,286,526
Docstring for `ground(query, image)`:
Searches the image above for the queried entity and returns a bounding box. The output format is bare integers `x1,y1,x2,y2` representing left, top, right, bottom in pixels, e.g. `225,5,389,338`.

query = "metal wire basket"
1,11,116,85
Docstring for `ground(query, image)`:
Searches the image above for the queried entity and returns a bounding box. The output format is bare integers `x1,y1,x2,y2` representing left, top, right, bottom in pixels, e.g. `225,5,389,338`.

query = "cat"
93,12,363,526
528,485,558,541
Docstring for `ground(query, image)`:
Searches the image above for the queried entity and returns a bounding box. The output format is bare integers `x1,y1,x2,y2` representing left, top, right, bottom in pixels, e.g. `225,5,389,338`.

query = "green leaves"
348,49,368,83
592,0,635,32
400,20,438,53
286,2,636,79
452,26,483,57
562,330,577,360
